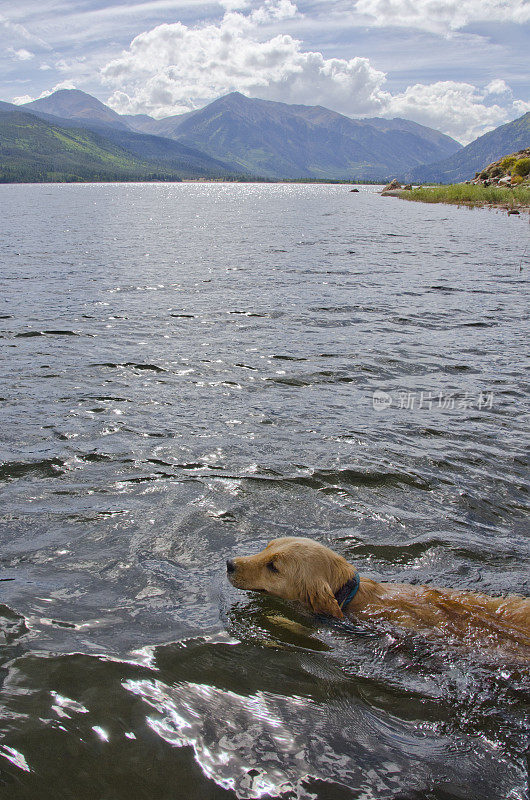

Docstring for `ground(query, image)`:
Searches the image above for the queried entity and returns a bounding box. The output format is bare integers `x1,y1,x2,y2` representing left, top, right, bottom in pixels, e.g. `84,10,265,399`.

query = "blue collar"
334,573,360,610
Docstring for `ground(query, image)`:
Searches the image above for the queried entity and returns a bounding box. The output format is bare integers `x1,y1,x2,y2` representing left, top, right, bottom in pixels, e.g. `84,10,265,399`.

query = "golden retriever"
227,537,530,650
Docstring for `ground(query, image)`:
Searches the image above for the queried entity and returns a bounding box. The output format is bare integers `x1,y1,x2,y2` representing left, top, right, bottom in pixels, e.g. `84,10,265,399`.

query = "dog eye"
267,561,279,573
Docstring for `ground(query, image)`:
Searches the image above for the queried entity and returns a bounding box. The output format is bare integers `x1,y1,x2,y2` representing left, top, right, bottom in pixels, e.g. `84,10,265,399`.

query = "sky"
1,0,529,144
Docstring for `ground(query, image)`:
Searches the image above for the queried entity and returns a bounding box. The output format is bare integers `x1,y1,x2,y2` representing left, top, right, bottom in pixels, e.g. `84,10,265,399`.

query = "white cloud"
251,0,298,22
385,81,509,142
485,78,512,96
0,13,51,50
219,0,250,8
219,0,296,14
101,1,388,117
11,95,34,105
98,0,523,142
8,47,34,61
353,0,530,35
513,98,530,114
13,80,77,105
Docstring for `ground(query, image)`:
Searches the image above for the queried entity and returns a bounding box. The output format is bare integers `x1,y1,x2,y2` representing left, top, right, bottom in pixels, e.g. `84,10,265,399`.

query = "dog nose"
226,559,236,574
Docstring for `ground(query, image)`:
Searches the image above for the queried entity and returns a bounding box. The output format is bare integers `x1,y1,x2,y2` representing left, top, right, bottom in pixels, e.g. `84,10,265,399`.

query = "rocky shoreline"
379,149,530,213
379,178,529,214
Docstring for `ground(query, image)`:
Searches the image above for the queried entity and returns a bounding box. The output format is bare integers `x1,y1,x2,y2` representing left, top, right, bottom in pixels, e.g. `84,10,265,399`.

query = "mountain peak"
213,91,250,107
223,91,247,99
46,88,88,98
22,89,128,129
25,88,107,110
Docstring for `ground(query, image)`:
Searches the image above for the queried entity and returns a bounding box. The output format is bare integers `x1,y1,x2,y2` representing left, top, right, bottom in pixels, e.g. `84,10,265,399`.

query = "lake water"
0,182,529,800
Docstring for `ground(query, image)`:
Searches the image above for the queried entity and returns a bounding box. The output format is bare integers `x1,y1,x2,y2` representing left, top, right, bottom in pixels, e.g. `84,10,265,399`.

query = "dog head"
226,537,355,619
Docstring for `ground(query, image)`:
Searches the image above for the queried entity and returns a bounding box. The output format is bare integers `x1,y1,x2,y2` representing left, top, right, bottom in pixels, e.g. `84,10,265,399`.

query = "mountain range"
0,98,236,183
0,88,528,183
121,92,462,180
18,89,461,181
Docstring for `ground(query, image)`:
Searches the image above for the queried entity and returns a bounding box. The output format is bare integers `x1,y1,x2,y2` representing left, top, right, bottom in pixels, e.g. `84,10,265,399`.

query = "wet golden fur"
228,537,530,650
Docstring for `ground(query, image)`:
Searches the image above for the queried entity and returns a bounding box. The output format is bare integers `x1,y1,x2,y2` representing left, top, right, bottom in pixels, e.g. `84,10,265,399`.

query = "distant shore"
394,184,530,213
0,177,385,186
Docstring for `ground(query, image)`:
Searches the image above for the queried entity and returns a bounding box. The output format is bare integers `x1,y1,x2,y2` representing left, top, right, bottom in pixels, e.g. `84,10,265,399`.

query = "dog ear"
307,580,344,619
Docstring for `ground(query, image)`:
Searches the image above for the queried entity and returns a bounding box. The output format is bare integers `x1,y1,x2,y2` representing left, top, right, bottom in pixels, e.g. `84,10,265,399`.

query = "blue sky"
1,0,529,143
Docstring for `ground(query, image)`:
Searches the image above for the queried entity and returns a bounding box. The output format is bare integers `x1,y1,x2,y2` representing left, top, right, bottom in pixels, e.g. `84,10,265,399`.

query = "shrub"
490,166,502,177
500,156,517,171
479,170,489,179
511,174,524,185
513,158,530,177
400,183,530,208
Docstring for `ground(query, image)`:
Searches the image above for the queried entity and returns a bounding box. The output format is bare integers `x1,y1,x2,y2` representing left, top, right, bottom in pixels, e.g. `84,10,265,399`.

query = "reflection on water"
0,183,529,799
125,668,524,800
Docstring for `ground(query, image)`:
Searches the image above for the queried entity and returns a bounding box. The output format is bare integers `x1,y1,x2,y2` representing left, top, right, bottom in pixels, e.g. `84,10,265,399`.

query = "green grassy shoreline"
398,183,530,210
